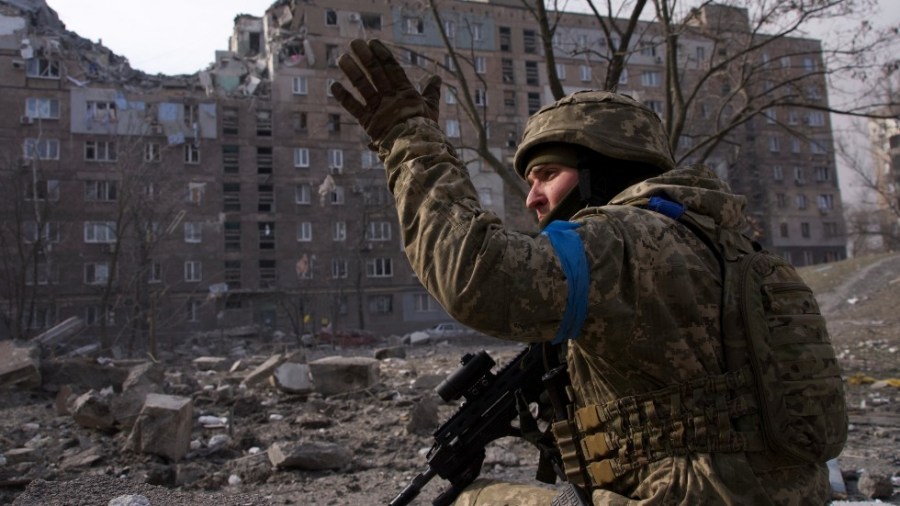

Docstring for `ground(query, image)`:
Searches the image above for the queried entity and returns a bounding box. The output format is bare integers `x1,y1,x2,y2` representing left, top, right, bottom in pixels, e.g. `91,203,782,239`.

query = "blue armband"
541,220,589,344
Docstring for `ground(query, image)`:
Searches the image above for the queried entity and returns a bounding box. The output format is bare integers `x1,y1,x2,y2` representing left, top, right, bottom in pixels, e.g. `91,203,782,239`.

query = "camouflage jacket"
379,118,829,505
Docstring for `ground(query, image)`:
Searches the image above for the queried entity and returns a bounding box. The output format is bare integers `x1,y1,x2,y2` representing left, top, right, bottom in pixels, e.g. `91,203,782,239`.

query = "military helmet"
513,91,676,180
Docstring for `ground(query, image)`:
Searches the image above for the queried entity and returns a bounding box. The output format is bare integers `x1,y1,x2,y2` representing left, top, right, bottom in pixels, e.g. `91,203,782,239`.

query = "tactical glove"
330,39,441,148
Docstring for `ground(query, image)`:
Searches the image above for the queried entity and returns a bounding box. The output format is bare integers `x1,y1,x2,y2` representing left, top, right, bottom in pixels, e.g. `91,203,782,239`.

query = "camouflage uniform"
372,90,830,503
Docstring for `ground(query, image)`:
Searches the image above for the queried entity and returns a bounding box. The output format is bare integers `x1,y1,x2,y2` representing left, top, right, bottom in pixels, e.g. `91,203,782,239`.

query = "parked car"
401,322,476,345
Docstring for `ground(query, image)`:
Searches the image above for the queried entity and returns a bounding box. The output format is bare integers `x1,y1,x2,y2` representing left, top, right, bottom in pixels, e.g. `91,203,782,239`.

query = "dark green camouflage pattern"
377,117,830,504
513,91,676,179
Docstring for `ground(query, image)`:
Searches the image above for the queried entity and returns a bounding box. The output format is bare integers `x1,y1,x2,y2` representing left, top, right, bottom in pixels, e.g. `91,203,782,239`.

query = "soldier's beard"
538,186,586,230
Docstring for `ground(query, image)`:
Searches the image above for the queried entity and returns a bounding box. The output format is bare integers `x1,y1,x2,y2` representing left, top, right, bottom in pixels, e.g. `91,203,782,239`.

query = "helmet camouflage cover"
513,91,676,179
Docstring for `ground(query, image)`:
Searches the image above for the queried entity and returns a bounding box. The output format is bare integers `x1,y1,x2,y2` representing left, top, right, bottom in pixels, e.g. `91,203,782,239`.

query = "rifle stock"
389,344,550,506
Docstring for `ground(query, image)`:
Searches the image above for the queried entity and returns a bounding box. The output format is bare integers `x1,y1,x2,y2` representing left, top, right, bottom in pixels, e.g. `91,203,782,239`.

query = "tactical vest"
552,200,848,489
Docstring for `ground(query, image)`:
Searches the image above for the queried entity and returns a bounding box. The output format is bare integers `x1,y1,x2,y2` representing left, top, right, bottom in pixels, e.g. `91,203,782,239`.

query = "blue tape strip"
541,220,589,344
647,196,685,220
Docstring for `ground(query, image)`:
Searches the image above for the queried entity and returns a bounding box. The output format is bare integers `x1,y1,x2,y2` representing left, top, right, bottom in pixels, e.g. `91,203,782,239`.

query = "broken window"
326,45,339,67
84,262,111,285
366,221,392,241
184,261,202,282
474,89,487,107
525,61,539,86
332,259,348,279
224,222,241,251
25,260,57,286
258,222,276,250
25,179,60,201
527,92,541,115
259,260,277,288
328,113,341,134
281,40,306,66
499,26,511,51
223,107,239,135
292,112,307,133
148,262,162,283
85,141,117,162
503,90,516,111
502,58,514,83
87,101,117,122
368,294,393,313
25,97,60,119
248,32,261,55
85,180,118,202
26,58,60,79
186,182,205,205
366,258,393,278
223,145,239,174
223,183,241,212
298,255,315,280
361,13,381,30
23,221,60,244
184,143,200,164
145,142,161,163
224,260,241,289
27,305,57,329
258,185,275,212
24,138,60,160
325,9,337,26
256,109,272,136
405,17,424,35
183,103,199,128
186,300,201,322
523,29,537,54
330,186,345,205
257,146,273,174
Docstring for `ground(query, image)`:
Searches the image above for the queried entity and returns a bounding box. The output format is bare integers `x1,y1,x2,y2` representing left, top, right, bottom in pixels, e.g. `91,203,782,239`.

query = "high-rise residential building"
867,93,900,252
0,0,846,344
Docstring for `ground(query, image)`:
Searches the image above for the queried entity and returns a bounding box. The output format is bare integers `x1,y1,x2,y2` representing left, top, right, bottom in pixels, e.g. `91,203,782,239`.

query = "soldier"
331,39,840,505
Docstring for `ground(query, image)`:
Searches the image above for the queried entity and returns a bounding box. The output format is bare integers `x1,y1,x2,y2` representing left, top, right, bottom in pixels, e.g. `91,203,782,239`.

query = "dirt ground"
2,252,899,505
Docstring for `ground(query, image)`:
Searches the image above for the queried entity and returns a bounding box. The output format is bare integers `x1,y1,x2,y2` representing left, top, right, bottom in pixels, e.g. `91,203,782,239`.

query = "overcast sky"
49,0,896,76
50,0,277,75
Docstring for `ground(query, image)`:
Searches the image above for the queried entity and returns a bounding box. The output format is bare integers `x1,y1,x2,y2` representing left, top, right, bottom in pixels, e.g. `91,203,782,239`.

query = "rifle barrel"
389,467,437,506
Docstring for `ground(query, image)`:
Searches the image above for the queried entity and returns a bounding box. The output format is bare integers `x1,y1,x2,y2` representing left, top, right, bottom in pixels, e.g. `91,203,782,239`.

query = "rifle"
389,344,563,506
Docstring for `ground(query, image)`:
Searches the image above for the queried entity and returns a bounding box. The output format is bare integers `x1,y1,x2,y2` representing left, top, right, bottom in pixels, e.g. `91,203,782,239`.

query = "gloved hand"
330,39,441,147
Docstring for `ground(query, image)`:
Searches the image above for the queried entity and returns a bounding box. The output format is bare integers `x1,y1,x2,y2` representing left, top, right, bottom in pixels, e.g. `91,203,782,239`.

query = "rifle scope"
435,351,496,402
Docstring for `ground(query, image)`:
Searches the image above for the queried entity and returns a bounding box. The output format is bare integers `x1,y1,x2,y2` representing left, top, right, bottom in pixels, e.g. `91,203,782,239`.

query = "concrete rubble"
0,340,40,389
1,318,897,504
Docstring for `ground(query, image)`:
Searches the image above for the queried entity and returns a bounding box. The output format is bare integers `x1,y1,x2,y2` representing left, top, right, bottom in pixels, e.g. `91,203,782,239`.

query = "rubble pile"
0,333,537,505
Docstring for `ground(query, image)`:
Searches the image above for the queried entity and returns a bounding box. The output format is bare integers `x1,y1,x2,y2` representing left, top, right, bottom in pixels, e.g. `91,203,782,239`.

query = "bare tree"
0,151,63,341
416,0,898,201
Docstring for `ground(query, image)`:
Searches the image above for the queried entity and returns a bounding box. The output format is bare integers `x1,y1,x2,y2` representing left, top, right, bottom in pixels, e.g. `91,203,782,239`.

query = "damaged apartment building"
0,0,847,347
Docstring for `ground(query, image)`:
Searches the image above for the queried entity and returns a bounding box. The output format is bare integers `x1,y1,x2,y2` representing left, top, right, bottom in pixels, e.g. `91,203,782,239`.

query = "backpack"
650,197,848,467
722,247,848,467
